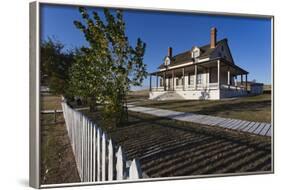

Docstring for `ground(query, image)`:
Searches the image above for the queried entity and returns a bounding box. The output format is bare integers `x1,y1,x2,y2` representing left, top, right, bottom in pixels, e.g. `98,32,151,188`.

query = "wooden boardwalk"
128,105,271,137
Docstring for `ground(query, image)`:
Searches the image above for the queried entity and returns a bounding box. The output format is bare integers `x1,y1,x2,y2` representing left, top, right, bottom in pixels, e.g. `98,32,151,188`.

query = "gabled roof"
158,38,228,69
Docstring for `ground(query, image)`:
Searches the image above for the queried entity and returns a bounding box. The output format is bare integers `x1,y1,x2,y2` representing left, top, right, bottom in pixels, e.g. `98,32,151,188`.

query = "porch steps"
155,91,185,101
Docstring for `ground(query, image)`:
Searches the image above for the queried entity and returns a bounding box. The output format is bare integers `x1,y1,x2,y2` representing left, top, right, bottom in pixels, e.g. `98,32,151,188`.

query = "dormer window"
164,56,170,66
191,46,200,59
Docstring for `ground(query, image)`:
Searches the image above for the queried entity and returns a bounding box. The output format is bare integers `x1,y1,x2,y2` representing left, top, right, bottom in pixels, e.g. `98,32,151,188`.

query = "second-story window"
193,49,200,58
165,57,170,66
192,47,200,59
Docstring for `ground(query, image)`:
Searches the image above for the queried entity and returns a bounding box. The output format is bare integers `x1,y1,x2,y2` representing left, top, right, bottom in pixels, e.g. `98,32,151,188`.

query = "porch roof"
150,57,249,76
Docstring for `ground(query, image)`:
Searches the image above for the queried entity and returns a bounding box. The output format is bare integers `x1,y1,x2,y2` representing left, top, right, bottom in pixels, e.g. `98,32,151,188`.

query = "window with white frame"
165,57,170,66
192,47,200,58
193,49,200,58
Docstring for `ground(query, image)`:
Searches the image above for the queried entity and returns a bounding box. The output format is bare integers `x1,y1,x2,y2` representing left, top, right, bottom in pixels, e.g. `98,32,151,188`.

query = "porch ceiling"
151,58,248,77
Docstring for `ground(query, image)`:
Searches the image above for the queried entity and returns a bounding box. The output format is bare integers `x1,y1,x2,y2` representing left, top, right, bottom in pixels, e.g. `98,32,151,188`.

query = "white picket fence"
61,102,143,182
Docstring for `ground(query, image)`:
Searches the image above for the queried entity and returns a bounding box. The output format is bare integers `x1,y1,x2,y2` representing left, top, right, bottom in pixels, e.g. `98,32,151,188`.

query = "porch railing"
151,83,245,91
220,84,245,90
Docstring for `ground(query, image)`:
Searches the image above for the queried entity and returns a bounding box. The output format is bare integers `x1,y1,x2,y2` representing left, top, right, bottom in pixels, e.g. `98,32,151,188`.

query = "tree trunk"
89,96,97,112
116,91,128,127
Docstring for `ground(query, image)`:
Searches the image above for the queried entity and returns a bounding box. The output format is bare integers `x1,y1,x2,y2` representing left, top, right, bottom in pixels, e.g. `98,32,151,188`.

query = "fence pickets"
108,139,114,181
116,147,125,180
61,102,143,182
102,132,106,181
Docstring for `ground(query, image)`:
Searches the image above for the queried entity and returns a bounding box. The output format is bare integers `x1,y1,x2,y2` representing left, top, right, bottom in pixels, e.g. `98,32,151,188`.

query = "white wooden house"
149,27,249,100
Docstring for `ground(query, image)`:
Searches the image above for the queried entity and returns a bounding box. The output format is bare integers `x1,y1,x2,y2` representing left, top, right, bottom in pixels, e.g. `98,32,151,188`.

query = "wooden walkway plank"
219,119,236,128
224,119,240,129
200,116,215,125
241,122,255,132
236,121,251,130
253,123,266,135
248,123,261,133
228,120,244,129
204,117,218,125
128,105,272,137
217,119,233,127
180,115,194,122
259,124,271,136
211,118,227,126
188,115,204,122
223,119,237,128
266,127,271,136
208,116,221,125
231,120,248,130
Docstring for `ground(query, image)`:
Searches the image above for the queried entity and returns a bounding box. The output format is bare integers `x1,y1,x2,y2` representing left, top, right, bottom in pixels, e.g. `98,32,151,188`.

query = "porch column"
217,60,220,89
245,74,248,92
188,73,190,86
164,71,166,91
149,74,152,91
182,68,185,90
235,76,238,90
206,68,209,88
241,74,243,88
209,68,212,87
227,68,230,89
194,65,197,89
156,73,158,90
172,70,175,91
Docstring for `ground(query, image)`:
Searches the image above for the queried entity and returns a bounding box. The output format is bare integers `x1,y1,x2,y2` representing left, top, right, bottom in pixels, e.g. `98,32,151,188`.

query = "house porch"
149,58,249,100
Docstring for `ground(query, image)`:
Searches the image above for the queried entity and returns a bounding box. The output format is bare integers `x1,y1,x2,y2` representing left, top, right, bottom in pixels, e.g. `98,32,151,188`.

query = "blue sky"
41,4,272,90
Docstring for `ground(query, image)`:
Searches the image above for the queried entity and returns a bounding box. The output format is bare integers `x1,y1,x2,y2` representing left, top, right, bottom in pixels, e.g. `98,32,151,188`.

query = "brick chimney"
168,47,172,57
210,27,217,48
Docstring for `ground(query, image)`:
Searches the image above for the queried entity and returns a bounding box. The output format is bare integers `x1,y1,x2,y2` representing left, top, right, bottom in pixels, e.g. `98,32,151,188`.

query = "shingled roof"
158,38,227,69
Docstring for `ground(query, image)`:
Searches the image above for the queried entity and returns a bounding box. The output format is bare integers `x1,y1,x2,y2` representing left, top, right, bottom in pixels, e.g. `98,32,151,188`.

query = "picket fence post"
81,115,84,181
97,127,101,181
102,132,106,181
93,124,96,181
128,159,142,180
116,146,125,180
89,122,93,182
61,101,144,182
108,139,114,181
85,118,89,181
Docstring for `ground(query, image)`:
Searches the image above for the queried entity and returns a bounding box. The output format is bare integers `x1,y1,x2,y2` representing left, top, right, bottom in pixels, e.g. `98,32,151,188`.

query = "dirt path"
40,113,81,185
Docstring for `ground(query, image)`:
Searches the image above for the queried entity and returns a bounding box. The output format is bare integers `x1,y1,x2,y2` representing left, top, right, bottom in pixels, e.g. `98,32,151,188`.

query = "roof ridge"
158,38,229,69
172,38,227,58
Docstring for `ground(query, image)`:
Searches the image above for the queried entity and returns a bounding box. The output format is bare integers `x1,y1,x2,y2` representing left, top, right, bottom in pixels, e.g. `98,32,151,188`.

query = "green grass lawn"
40,92,272,180
128,93,271,123
81,109,271,177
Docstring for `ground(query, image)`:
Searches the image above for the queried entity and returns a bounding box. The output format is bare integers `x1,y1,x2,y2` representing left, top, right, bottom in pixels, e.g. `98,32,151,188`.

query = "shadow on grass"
129,111,271,152
76,105,272,177
140,114,271,176
192,100,271,115
134,97,271,122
